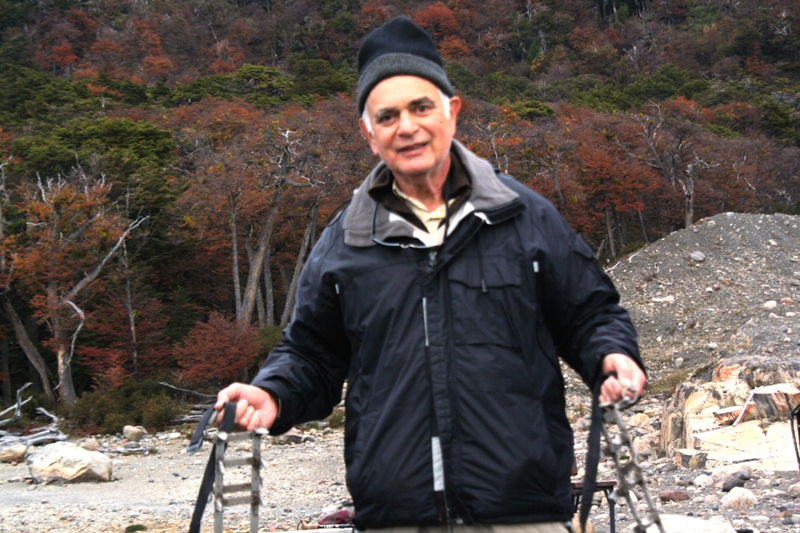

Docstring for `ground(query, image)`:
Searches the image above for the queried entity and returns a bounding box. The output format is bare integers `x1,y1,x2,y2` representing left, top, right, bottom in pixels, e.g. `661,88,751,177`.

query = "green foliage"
445,61,481,99
0,0,32,34
483,72,539,103
124,525,148,533
66,379,181,434
625,64,696,103
0,65,79,125
761,97,800,146
167,64,294,107
510,99,555,119
259,325,283,356
620,240,646,256
678,79,712,99
11,117,174,190
705,124,740,138
288,56,352,98
568,76,630,112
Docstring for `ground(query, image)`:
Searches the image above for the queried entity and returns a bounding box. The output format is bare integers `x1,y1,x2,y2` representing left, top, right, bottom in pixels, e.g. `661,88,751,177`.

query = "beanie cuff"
357,53,454,115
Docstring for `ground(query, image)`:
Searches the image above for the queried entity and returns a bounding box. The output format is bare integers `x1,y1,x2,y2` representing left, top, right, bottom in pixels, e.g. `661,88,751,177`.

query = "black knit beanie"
357,16,454,115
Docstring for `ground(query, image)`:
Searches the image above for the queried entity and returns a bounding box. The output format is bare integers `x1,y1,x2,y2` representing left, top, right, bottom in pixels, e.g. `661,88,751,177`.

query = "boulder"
27,442,112,483
660,379,750,456
721,475,745,492
79,438,100,451
711,356,800,387
751,383,800,420
632,432,660,457
658,489,691,502
0,444,27,463
719,487,758,510
693,474,714,488
712,404,756,426
123,425,148,442
627,412,650,428
692,420,797,470
274,428,303,445
675,449,707,469
627,514,735,533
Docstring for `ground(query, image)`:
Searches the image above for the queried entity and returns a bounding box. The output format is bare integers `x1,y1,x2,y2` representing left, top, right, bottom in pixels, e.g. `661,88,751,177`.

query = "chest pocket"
447,256,526,348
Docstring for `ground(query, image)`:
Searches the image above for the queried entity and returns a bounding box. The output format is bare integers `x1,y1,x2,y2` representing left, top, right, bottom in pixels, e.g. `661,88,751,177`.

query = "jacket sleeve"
536,201,644,389
250,225,351,435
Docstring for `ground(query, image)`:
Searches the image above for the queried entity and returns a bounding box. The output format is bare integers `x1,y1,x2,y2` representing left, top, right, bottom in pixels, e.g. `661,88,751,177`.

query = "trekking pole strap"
188,402,237,533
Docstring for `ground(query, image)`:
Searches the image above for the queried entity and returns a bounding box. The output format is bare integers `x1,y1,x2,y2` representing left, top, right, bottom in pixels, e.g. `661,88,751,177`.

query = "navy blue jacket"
252,141,642,528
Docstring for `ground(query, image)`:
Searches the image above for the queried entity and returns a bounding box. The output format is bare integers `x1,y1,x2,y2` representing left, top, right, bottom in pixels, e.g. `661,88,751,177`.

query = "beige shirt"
392,180,454,236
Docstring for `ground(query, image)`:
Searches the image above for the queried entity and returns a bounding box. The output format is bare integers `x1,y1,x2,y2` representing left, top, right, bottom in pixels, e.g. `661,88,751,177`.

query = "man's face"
360,76,461,185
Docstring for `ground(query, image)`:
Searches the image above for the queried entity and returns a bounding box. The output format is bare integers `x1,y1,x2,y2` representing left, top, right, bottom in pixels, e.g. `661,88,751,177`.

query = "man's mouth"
398,142,427,154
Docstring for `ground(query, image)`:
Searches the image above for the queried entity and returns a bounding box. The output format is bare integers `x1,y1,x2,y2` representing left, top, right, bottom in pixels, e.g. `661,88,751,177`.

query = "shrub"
66,378,182,434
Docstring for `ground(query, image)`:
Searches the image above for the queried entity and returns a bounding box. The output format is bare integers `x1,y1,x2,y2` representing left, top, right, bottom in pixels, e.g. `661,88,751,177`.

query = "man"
216,16,646,533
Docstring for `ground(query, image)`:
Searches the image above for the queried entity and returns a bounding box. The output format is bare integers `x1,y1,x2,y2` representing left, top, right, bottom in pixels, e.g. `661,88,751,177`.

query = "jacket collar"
343,140,521,248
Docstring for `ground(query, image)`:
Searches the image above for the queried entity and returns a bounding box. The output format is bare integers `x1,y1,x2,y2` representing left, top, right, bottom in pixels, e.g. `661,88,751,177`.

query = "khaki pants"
366,524,569,533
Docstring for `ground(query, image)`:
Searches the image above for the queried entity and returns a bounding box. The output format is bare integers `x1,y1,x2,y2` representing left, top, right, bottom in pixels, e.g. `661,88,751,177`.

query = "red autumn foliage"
174,312,261,385
413,2,459,40
79,292,171,388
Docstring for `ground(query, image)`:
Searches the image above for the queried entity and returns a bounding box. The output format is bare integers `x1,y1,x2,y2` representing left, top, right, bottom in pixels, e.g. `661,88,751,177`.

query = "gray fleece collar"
343,141,520,248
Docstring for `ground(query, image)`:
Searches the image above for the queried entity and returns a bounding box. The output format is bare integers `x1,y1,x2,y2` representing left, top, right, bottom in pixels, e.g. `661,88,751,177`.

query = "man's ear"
449,95,462,120
359,118,379,156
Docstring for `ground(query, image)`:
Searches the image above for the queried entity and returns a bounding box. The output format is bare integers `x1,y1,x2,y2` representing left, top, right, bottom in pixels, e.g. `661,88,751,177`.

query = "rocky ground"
2,212,800,533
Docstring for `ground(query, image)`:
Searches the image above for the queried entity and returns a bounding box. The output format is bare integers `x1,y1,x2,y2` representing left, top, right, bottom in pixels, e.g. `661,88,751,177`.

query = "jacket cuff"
256,381,294,436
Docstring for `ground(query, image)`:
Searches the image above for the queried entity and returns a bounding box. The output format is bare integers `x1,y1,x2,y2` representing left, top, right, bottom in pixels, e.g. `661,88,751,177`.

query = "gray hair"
361,89,451,135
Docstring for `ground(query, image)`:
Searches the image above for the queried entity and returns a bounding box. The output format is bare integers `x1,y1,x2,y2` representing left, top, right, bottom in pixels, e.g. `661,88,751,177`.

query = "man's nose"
397,111,417,134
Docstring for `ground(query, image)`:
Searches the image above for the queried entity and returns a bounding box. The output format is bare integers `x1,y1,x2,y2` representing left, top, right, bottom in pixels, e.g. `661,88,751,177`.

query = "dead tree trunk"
0,295,54,402
280,199,320,327
1,338,11,404
605,207,617,260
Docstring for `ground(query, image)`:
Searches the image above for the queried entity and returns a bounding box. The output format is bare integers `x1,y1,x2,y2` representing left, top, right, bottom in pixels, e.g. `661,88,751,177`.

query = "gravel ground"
0,429,349,533
2,212,800,533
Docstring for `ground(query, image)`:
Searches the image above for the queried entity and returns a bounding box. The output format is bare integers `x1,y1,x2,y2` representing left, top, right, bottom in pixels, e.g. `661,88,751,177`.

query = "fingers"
213,383,277,431
600,353,647,404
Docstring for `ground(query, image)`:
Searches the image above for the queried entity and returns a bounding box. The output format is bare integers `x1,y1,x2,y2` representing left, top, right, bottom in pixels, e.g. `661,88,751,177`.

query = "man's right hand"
215,383,278,432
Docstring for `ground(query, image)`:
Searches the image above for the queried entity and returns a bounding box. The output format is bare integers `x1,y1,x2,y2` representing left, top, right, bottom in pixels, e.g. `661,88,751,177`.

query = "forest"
0,0,799,431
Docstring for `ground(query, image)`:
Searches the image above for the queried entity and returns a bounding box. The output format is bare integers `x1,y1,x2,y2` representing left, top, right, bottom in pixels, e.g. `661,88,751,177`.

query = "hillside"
609,212,800,393
1,0,800,416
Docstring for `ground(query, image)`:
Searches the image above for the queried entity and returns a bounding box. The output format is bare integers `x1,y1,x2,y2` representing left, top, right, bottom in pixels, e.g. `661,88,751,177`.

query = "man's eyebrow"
373,97,437,121
374,107,398,121
409,96,436,108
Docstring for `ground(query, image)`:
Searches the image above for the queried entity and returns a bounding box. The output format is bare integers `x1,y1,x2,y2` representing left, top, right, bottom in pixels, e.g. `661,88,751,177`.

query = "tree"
634,98,715,228
8,172,147,404
174,311,260,386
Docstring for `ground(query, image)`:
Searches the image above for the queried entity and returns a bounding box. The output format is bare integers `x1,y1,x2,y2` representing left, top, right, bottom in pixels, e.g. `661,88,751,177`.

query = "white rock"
0,444,27,463
763,301,778,310
719,487,758,510
693,474,714,488
123,425,147,442
79,438,100,452
690,251,706,262
27,442,112,483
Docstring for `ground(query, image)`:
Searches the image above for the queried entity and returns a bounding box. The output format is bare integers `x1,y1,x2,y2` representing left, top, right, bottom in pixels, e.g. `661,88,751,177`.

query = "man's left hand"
600,353,647,404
